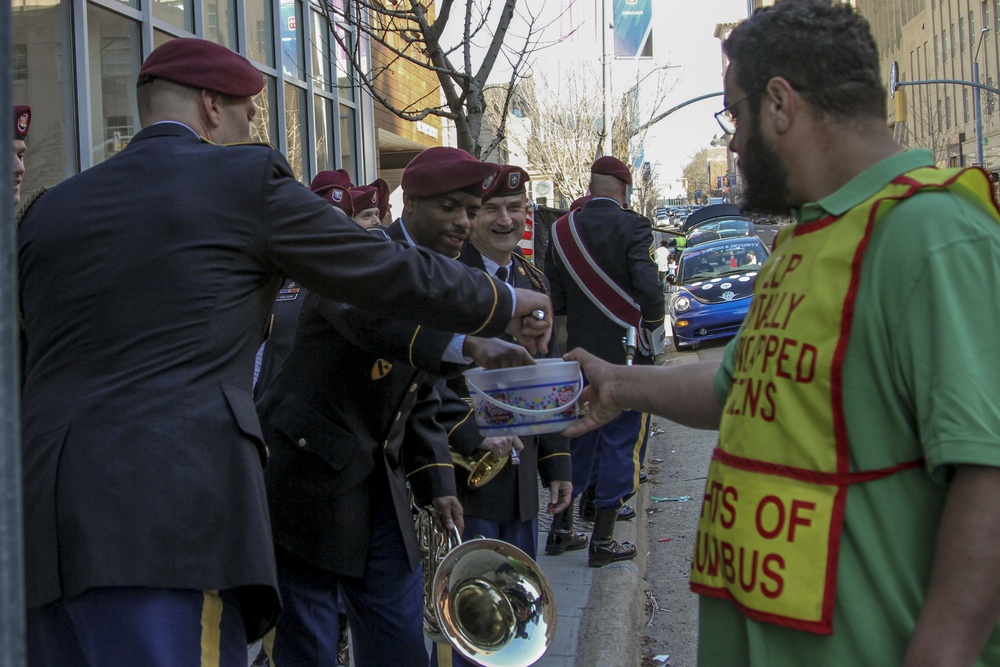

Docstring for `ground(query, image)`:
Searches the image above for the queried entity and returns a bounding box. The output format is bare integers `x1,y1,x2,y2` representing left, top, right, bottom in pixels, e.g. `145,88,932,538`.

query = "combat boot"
545,498,589,555
588,507,636,567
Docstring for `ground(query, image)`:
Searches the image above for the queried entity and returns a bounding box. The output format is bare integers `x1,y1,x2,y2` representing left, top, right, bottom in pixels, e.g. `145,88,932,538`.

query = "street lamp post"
974,27,991,167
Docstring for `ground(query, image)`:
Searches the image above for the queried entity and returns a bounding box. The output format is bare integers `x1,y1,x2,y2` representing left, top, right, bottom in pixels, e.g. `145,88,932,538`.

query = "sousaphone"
417,509,557,666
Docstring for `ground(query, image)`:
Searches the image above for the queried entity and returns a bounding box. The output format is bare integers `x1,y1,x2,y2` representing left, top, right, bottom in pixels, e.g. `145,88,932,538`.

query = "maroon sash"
551,210,641,328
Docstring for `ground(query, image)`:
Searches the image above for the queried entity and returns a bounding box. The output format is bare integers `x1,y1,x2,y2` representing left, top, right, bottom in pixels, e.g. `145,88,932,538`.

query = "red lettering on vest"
761,553,785,599
788,499,816,542
756,495,785,539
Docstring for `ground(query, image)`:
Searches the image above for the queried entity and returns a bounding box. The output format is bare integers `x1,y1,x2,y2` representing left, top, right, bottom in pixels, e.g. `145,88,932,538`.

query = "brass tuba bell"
417,508,557,666
451,449,508,488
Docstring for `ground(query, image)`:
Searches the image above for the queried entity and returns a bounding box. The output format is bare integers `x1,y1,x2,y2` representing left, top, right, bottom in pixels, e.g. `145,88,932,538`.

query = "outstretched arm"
562,348,724,437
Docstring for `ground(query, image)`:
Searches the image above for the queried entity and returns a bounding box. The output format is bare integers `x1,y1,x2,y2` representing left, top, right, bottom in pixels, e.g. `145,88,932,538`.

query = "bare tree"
893,86,949,164
315,0,574,160
682,148,709,203
494,65,672,207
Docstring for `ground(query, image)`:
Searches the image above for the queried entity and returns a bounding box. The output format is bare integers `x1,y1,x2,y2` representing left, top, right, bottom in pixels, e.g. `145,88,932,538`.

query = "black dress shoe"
588,507,637,567
616,503,637,521
588,538,637,567
545,530,589,555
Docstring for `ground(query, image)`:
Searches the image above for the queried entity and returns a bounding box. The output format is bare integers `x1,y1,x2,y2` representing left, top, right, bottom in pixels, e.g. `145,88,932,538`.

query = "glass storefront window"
284,83,307,182
252,75,278,146
153,29,174,49
12,0,78,192
204,0,238,48
153,0,193,32
245,0,275,67
339,103,356,184
314,94,335,172
335,20,354,102
87,4,141,166
311,10,332,92
280,0,305,80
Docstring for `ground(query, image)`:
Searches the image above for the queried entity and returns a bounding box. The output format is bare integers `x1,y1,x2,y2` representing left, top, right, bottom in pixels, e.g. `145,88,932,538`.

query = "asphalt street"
638,338,727,667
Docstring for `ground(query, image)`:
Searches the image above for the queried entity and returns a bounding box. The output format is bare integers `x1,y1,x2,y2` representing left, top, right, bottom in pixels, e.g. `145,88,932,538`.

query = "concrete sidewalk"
533,478,650,667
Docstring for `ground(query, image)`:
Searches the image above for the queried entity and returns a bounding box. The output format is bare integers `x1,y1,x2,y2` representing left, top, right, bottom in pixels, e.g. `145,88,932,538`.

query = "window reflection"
12,0,77,193
245,0,274,66
339,103,356,184
87,5,140,165
252,76,277,147
280,0,305,80
314,95,334,172
285,83,306,182
204,0,238,48
311,9,332,92
152,0,193,32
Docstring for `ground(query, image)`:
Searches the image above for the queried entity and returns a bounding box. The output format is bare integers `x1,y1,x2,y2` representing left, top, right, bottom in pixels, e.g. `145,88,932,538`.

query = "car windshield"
678,239,768,284
685,218,754,248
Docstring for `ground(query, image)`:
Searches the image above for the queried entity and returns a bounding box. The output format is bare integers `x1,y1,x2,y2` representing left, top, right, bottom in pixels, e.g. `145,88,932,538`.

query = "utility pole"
974,27,991,166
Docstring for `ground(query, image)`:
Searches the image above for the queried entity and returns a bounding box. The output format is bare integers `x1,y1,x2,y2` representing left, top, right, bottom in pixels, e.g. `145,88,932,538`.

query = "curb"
574,479,650,667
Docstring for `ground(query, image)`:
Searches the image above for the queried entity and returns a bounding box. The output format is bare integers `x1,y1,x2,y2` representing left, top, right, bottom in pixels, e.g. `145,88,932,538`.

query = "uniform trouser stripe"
200,590,224,666
631,412,651,494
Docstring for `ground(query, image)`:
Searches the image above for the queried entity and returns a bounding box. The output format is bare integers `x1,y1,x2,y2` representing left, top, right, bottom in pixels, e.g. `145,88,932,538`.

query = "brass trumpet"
451,449,508,488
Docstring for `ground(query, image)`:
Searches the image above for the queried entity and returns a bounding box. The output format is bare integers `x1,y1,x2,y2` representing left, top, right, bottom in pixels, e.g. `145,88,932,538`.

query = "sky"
635,0,750,194
439,0,749,196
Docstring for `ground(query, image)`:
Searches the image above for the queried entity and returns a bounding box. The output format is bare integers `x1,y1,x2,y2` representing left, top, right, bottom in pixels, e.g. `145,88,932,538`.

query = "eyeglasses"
714,88,767,135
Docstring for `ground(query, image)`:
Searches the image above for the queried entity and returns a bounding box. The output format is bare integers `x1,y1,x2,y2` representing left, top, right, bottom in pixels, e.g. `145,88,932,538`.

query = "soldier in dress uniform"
256,148,538,667
430,165,576,667
544,156,666,567
13,104,30,207
19,38,554,667
349,185,382,229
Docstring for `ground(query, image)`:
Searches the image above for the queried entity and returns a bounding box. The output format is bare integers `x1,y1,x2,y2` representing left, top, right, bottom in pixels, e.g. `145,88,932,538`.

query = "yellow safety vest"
690,166,1000,635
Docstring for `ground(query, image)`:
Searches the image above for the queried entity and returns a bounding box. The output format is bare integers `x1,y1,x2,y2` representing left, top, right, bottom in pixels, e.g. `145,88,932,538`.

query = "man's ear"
402,193,419,216
199,89,224,129
763,77,799,135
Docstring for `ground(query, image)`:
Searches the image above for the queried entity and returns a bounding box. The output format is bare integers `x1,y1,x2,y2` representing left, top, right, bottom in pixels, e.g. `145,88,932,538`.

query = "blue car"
668,236,771,350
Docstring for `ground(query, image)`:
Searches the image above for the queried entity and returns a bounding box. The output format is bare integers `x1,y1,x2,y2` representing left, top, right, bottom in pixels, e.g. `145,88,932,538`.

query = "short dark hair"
723,0,886,121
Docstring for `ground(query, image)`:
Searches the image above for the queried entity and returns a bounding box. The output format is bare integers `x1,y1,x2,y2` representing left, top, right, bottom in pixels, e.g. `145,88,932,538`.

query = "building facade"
11,0,442,199
859,0,1000,170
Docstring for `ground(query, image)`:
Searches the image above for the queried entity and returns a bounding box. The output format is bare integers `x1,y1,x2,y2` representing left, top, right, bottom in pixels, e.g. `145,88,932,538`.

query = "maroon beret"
484,165,530,201
310,169,354,215
138,38,264,98
570,195,592,211
14,105,30,140
310,169,353,194
401,147,501,199
350,186,380,215
369,178,390,220
591,156,632,185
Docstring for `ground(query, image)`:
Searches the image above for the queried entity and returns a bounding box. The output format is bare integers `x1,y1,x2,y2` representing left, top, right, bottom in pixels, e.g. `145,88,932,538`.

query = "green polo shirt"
702,149,1000,666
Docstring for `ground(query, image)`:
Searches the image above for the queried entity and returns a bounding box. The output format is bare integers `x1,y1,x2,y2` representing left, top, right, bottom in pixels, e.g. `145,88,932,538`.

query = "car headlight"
673,295,691,313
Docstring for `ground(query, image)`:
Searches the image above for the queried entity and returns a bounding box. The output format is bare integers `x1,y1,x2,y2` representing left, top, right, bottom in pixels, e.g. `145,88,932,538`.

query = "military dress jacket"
442,243,572,523
543,198,665,365
17,123,513,639
255,290,457,578
298,231,572,523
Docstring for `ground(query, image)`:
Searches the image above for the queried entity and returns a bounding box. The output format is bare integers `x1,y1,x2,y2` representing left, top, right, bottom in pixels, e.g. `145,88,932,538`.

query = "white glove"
637,323,667,356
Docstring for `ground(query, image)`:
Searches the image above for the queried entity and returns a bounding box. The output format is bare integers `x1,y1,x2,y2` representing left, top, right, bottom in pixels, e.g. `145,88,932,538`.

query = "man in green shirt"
561,1,1000,665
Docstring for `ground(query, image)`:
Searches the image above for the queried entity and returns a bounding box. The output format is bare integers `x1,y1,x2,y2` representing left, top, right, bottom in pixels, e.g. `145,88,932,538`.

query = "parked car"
667,236,771,350
681,204,756,248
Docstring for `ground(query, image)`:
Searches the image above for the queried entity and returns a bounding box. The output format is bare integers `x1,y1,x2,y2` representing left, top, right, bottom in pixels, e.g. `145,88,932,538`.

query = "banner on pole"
614,0,653,59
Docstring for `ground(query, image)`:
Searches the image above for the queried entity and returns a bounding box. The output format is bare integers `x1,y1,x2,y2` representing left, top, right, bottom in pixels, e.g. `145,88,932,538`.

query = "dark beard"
737,114,791,216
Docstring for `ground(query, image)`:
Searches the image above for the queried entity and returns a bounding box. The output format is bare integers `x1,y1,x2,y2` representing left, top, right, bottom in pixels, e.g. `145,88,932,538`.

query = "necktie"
495,266,508,282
